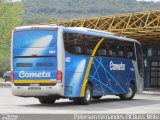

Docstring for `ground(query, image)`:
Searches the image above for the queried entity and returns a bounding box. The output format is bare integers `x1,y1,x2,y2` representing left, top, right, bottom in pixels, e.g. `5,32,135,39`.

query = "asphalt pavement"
0,87,160,114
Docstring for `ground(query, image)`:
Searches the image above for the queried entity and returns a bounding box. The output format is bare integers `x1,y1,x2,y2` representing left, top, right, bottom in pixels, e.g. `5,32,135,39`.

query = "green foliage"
0,56,10,77
23,17,57,25
0,1,23,75
0,1,23,60
22,0,160,21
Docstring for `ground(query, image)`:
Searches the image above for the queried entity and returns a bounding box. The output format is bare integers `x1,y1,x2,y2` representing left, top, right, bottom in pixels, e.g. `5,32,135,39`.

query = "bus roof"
14,25,141,45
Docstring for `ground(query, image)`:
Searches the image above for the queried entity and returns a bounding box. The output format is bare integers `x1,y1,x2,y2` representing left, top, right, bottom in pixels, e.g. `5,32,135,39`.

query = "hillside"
22,0,160,23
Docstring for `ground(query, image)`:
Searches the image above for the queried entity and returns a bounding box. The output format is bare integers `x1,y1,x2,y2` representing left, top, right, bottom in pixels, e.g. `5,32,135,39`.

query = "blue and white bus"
11,25,144,105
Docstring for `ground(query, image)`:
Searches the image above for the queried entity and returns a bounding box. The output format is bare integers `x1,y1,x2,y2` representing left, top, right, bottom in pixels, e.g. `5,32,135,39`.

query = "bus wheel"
92,96,102,100
38,97,56,104
80,84,92,105
119,84,135,100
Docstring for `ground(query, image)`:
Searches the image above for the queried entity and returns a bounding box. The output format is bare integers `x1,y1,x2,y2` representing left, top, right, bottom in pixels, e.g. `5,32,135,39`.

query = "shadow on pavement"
20,97,160,110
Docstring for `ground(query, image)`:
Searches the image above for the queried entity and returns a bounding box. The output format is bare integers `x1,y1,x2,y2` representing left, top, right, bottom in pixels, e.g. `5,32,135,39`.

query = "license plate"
28,87,41,90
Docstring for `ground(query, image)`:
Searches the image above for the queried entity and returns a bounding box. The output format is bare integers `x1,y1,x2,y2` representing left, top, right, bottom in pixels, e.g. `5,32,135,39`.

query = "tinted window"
96,39,118,58
124,41,136,60
64,32,100,56
158,50,160,56
64,32,136,60
13,30,57,48
97,39,136,60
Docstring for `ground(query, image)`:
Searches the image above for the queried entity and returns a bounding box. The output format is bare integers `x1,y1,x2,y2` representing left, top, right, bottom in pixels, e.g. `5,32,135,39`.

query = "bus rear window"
13,30,57,48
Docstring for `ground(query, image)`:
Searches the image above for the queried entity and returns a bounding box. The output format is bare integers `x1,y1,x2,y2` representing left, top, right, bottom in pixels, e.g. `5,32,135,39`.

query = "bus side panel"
89,57,136,96
64,54,90,97
64,54,137,97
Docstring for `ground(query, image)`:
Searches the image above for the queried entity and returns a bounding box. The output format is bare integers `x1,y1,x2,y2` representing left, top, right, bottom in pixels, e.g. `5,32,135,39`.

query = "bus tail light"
32,54,38,56
10,71,14,82
56,70,62,83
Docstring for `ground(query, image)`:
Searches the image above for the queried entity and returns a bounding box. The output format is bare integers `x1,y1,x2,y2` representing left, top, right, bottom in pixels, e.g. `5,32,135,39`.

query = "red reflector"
10,77,14,82
10,71,14,76
10,71,14,82
57,70,62,82
32,54,37,56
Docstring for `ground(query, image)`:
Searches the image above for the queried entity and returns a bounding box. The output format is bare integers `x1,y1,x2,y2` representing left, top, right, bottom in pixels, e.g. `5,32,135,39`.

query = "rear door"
13,29,58,86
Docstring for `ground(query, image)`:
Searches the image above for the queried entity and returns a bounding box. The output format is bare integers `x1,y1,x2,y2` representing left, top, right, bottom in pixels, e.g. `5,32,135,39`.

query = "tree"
0,0,23,60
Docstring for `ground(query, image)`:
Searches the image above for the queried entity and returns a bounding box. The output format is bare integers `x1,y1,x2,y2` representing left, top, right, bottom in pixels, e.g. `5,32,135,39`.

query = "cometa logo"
110,61,125,71
19,71,51,78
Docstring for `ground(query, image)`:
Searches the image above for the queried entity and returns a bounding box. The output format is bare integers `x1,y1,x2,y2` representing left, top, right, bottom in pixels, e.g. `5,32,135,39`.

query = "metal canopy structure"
55,10,160,44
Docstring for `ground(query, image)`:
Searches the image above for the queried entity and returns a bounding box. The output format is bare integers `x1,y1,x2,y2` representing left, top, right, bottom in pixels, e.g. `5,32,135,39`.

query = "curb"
142,91,160,95
0,82,11,87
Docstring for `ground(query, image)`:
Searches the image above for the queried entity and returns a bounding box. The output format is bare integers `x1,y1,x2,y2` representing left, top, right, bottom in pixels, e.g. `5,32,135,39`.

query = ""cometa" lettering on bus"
110,61,125,71
19,71,51,78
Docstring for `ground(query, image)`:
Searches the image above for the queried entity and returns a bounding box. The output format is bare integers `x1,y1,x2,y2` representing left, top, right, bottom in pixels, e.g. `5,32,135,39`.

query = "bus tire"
38,97,56,104
119,83,135,100
92,96,102,100
80,84,92,105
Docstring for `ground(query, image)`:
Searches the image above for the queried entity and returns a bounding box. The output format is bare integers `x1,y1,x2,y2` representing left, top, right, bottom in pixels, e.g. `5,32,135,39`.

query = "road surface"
0,87,160,114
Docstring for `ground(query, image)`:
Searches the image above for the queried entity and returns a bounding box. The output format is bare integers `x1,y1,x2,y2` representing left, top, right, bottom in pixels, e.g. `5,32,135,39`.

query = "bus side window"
112,51,117,57
87,48,93,55
124,41,136,60
86,41,98,56
74,46,82,54
118,41,125,58
105,39,117,58
127,52,133,59
119,51,124,57
95,39,106,57
65,45,74,54
98,49,106,56
109,49,112,57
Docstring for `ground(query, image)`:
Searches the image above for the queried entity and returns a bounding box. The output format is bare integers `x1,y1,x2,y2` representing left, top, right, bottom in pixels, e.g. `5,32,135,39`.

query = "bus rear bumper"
11,83,64,97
